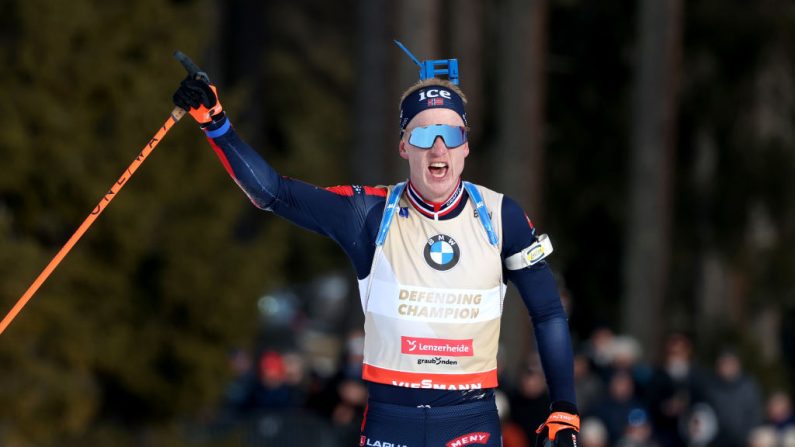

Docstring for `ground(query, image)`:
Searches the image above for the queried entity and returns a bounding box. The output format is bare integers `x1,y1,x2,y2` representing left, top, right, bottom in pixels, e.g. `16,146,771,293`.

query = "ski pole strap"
463,182,498,246
536,412,581,440
375,182,406,246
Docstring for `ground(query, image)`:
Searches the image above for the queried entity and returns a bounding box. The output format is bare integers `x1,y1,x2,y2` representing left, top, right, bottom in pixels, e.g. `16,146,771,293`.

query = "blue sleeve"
201,116,385,278
501,196,577,406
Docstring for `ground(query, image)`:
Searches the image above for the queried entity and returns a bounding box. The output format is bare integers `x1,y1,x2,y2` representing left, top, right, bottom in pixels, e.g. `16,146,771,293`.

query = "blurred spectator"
585,326,617,380
331,379,367,424
766,390,795,431
509,367,551,444
574,351,606,416
747,425,795,447
324,330,368,446
609,335,643,373
680,402,718,447
216,348,257,424
282,351,308,402
644,332,707,447
580,417,609,447
617,408,661,447
610,335,654,396
591,370,646,443
340,329,365,379
782,427,795,447
251,350,305,410
495,389,530,447
705,350,764,447
305,330,365,417
780,308,795,402
746,426,778,447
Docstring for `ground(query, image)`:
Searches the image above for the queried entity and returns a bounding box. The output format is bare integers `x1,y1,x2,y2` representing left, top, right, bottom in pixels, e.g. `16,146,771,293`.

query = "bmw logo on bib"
423,234,461,271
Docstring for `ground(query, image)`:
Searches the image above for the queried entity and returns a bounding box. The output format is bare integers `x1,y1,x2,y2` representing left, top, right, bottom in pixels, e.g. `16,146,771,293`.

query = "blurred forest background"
0,0,794,445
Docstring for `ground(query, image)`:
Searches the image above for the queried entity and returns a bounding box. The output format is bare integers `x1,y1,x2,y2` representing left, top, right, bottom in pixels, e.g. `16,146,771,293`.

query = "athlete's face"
400,108,469,202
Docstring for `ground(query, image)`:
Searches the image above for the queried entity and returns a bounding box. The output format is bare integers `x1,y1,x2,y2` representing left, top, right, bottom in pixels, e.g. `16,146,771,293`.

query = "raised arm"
173,76,387,276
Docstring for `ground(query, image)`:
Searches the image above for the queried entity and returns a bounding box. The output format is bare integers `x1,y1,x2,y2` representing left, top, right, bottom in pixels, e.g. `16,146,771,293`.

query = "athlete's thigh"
428,408,502,447
360,410,424,447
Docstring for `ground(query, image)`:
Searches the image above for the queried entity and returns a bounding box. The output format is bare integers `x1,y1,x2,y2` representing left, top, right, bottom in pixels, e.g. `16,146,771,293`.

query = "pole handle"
173,50,211,83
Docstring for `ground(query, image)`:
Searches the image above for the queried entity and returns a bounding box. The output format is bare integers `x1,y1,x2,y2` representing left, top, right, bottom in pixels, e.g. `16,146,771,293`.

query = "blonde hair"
399,78,468,106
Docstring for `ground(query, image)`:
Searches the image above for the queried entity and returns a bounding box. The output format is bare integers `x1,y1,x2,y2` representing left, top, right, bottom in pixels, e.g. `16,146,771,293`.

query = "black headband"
399,86,468,132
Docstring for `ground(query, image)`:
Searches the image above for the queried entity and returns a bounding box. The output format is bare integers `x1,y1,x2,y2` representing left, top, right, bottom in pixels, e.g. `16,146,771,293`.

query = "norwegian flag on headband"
400,86,467,130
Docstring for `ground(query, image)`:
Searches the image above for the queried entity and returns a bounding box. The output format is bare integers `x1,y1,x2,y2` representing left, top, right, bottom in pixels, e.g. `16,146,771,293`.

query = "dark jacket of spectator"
705,351,763,447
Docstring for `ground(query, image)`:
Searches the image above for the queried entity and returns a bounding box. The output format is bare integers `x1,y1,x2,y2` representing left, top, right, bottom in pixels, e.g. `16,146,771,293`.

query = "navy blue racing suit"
201,116,576,446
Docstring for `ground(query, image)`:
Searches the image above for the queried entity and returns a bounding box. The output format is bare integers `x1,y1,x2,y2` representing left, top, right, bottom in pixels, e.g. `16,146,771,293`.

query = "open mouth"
428,162,449,178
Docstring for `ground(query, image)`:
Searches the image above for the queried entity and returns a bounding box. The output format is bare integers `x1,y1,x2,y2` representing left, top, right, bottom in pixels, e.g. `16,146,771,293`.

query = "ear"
399,140,409,160
462,142,470,159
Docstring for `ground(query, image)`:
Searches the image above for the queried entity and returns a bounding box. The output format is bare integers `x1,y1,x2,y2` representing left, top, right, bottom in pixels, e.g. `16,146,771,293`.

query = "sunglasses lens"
408,125,467,149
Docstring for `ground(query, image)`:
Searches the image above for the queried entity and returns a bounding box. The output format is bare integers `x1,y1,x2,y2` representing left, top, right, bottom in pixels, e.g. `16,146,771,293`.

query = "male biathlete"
173,55,580,446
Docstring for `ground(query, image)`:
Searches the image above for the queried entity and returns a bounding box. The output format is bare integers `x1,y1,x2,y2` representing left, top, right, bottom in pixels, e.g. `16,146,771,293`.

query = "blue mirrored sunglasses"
407,124,468,149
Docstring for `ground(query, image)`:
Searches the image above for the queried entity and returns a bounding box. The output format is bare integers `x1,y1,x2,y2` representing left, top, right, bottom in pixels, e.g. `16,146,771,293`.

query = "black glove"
536,401,580,447
172,76,224,124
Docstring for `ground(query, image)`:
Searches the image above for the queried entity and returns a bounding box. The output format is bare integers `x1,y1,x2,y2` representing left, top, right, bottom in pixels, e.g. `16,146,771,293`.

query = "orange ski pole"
0,51,205,335
0,107,186,335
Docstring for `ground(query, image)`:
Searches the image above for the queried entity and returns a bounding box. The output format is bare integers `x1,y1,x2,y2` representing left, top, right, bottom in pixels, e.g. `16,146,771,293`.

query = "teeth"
430,163,447,168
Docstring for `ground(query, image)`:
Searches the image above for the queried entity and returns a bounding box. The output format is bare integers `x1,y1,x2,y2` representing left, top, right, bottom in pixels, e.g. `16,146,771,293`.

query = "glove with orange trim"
172,76,224,125
535,402,580,447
